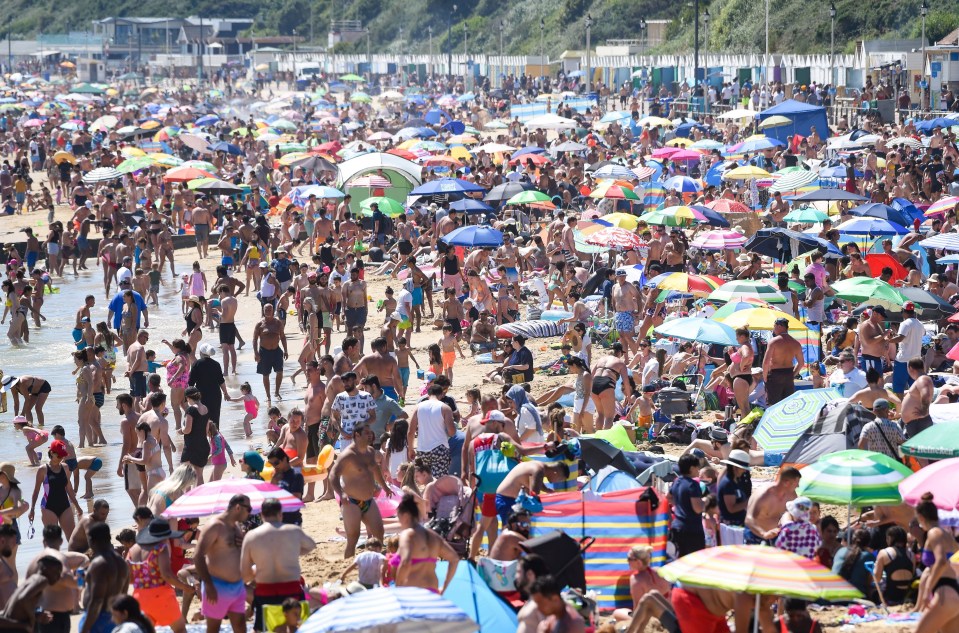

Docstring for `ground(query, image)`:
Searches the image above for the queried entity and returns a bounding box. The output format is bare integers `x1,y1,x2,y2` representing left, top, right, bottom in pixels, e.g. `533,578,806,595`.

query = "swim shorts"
614,311,635,333
201,577,247,620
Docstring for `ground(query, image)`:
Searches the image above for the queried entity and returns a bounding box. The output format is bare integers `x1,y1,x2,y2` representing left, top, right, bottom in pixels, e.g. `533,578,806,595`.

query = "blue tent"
757,100,829,144
436,561,519,633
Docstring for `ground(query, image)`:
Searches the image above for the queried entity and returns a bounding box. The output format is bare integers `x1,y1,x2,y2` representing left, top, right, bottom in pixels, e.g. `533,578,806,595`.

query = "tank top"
261,276,276,299
415,399,449,452
805,291,825,322
128,545,167,589
880,545,914,603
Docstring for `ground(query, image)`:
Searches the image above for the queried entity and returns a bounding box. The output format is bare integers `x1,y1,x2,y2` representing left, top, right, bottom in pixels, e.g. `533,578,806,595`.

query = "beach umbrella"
589,182,640,200
151,154,183,168
505,190,551,205
717,108,759,119
753,388,843,454
708,280,786,304
651,146,683,160
668,149,707,163
743,227,842,261
759,115,793,129
593,212,641,230
163,166,216,183
209,141,245,156
554,140,589,153
848,202,921,227
194,180,244,196
899,457,959,510
82,167,122,184
632,164,660,180
442,226,504,248
691,230,747,250
599,110,631,123
449,199,493,214
638,116,673,127
798,450,912,508
644,272,722,297
654,316,738,346
507,153,551,167
901,424,959,461
411,177,485,196
359,197,406,217
723,165,772,180
639,205,707,227
592,164,636,180
300,586,477,633
584,227,645,250
194,114,219,126
830,278,908,311
706,199,752,214
524,113,578,129
790,189,869,203
116,157,155,174
339,73,365,82
661,175,701,194
161,479,305,518
690,139,725,151
835,217,908,236
179,133,212,153
578,437,640,476
770,170,820,193
717,307,805,330
736,137,785,153
926,195,959,216
289,154,337,173
665,137,695,147
711,299,773,319
783,206,829,223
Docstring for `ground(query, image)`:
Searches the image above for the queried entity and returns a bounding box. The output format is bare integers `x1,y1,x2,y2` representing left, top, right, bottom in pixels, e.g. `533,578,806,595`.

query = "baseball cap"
903,301,916,312
873,398,891,410
483,410,508,424
615,268,627,277
871,305,888,317
49,440,69,458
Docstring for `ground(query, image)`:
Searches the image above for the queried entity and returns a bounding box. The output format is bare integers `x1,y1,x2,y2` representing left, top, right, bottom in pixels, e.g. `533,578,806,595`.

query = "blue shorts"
79,610,113,633
78,236,89,250
399,367,410,387
26,252,38,269
222,256,234,267
505,267,519,283
15,192,25,204
412,286,424,306
494,493,516,524
382,385,399,401
763,452,784,467
892,360,913,394
860,354,884,374
615,311,635,333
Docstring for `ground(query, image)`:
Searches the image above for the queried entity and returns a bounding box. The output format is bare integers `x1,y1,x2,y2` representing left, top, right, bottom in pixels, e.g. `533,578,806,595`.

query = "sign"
931,61,942,72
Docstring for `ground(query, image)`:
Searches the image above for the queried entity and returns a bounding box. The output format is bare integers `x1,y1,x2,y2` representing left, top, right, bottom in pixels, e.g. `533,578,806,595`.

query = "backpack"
658,418,697,445
474,439,518,495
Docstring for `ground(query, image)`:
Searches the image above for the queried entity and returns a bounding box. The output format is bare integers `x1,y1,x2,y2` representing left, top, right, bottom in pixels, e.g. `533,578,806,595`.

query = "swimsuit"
41,465,70,516
347,496,373,514
591,375,616,395
128,544,181,627
615,311,635,333
201,576,247,620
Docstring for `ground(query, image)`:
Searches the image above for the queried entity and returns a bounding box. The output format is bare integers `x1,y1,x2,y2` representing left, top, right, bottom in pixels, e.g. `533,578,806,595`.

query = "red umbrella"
163,166,216,182
312,141,342,154
509,153,552,166
706,199,752,214
864,253,907,284
387,148,418,160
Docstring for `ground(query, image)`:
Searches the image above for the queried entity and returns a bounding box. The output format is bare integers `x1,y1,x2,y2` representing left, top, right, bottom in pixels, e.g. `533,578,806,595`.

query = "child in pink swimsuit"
240,382,259,438
207,421,235,482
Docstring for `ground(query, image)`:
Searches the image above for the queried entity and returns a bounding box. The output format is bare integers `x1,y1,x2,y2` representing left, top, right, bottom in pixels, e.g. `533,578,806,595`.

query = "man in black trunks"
253,304,289,403
762,318,805,406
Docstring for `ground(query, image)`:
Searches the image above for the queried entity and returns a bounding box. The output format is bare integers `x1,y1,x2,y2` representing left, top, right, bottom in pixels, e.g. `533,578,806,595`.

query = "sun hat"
0,463,19,485
136,518,185,545
718,449,752,471
1,376,19,393
786,496,813,522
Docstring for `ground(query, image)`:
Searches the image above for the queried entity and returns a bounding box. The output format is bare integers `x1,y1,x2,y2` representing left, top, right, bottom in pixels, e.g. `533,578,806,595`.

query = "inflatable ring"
260,444,334,482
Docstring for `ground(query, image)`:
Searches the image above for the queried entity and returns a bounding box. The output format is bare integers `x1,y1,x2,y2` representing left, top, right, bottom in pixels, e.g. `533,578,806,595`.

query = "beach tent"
529,487,670,611
335,152,422,215
436,561,518,633
783,402,875,467
757,100,829,144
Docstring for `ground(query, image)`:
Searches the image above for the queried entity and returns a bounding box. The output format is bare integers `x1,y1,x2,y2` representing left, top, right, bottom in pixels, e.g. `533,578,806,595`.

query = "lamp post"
584,13,592,96
448,3,457,81
640,18,647,58
539,19,545,89
693,0,700,95
829,3,836,87
499,21,504,88
704,8,710,113
292,28,297,82
428,26,433,77
764,0,769,84
921,0,928,110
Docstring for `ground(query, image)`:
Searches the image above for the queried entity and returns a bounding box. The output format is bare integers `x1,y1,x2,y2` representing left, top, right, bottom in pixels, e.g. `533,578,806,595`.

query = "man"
217,285,240,375
591,343,633,430
495,460,569,527
0,553,62,633
302,363,327,503
353,337,403,400
0,523,18,605
253,303,289,402
762,318,805,406
342,267,369,352
887,302,925,396
515,554,551,633
667,454,706,557
828,351,868,396
79,523,128,633
106,280,148,333
73,295,96,349
67,499,109,553
744,466,801,544
194,494,252,633
858,306,889,374
901,357,934,439
192,202,212,259
28,525,88,633
857,399,905,460
408,383,456,479
274,408,308,469
611,269,642,361
334,337,359,375
359,375,407,445
116,393,142,505
330,371,377,444
330,424,393,558
241,498,316,633
266,448,304,525
800,272,825,327
138,391,174,474
488,509,530,561
528,576,586,633
662,229,686,272
124,330,149,409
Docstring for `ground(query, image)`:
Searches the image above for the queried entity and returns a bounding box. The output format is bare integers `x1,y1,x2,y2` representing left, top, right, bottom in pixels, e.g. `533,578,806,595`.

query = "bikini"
922,548,959,594
347,497,373,514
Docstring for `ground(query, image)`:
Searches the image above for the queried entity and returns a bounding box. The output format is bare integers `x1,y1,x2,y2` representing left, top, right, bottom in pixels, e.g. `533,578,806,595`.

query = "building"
92,17,253,66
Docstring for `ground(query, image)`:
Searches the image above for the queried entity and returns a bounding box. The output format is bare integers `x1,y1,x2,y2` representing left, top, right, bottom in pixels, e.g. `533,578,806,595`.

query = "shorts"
93,392,104,408
78,610,113,633
194,223,210,243
90,457,103,471
415,444,451,479
763,452,784,467
38,610,72,633
591,376,616,395
614,311,635,333
442,350,456,371
219,321,238,345
221,256,234,268
130,371,147,397
669,526,706,557
765,367,795,406
398,239,413,255
307,422,321,459
253,582,304,633
671,586,730,633
480,493,497,518
860,354,884,374
256,347,284,375
445,318,462,335
743,527,774,546
412,287,424,307
573,396,596,415
26,252,38,269
494,494,517,524
124,463,142,491
382,385,399,401
892,360,914,394
904,415,933,440
134,585,181,626
345,307,368,329
505,267,519,283
65,458,79,472
399,366,410,387
201,577,247,620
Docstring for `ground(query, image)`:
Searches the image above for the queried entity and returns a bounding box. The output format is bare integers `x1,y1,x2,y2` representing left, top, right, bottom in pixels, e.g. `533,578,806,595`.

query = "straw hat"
719,449,752,471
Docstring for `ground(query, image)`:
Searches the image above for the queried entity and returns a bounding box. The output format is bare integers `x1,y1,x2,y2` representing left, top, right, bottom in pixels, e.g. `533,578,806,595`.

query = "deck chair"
673,373,705,410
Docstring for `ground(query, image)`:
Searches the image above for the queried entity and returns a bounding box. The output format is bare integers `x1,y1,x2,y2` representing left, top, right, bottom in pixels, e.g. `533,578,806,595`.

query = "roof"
939,27,959,46
179,24,215,42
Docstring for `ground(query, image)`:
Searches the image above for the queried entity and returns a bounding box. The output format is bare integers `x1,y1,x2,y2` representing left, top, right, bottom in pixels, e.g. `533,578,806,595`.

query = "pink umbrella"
651,147,682,159
669,149,706,163
348,174,393,188
23,119,44,127
584,226,645,250
691,230,747,250
160,478,305,518
899,457,959,510
632,165,658,180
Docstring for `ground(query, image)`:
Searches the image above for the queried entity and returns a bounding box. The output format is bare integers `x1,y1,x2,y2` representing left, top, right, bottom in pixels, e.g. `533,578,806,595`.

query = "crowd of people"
0,64,957,633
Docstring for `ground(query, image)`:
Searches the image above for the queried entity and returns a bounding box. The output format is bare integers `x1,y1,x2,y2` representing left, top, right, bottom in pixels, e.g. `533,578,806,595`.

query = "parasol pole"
753,593,760,633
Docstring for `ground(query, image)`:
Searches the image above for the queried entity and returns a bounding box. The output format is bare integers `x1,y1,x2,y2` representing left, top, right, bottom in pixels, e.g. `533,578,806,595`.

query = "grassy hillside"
4,0,958,58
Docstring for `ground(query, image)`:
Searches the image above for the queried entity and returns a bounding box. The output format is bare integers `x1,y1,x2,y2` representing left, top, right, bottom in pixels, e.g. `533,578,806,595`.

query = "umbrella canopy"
194,180,244,196
708,280,786,304
717,307,805,330
796,450,912,506
554,140,589,153
759,115,793,129
594,212,641,230
789,189,869,203
484,181,535,203
449,199,494,214
299,586,477,633
830,278,908,311
288,154,337,173
592,164,637,180
848,202,921,227
926,195,959,216
639,205,707,227
163,166,216,183
711,299,773,319
584,227,645,250
706,199,752,214
901,423,959,461
359,197,406,217
783,402,874,467
770,170,820,193
657,545,861,601
644,273,722,297
290,185,346,205
434,561,518,633
506,190,552,205
578,437,640,476
442,226,504,248
210,141,245,156
691,230,747,250
82,167,122,184
161,479,305,518
411,178,485,196
753,388,842,454
661,175,702,194
835,217,908,236
723,165,772,180
589,182,640,200
116,157,156,174
53,151,77,165
743,228,842,261
783,206,829,223
899,457,959,510
654,317,738,346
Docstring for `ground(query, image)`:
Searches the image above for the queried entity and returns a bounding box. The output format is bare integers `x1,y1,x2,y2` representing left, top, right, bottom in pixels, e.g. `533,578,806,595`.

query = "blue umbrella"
424,108,455,125
675,121,709,138
734,137,785,153
662,175,702,194
847,202,921,228
654,316,738,346
511,146,546,158
916,117,956,134
194,114,219,126
442,225,504,248
600,110,631,123
836,217,908,236
449,199,494,213
937,253,959,265
456,93,476,102
435,561,517,633
690,205,731,228
411,178,486,196
209,141,244,156
442,120,466,134
820,165,861,179
299,586,477,633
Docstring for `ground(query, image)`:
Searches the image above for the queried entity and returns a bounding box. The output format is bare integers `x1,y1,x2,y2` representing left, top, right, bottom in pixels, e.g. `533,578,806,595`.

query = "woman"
716,451,751,526
160,338,191,430
110,595,156,633
3,374,51,426
727,328,754,416
123,422,165,499
73,350,98,449
1,279,25,346
147,464,196,521
179,387,210,485
506,384,544,443
28,440,83,541
833,528,876,599
497,335,534,385
119,290,140,353
125,519,190,633
0,463,27,568
815,516,842,569
915,492,959,631
188,343,231,428
567,356,596,434
871,526,915,606
182,296,203,356
612,544,672,623
394,493,458,594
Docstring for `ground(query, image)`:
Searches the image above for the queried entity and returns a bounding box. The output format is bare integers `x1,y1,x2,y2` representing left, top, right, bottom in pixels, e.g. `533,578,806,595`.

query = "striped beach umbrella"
160,479,305,518
116,157,155,174
658,545,862,601
926,195,959,216
770,169,820,193
783,206,829,223
82,167,122,184
584,226,645,250
722,165,772,180
639,205,707,227
359,197,406,217
901,424,959,461
690,230,747,250
830,278,908,311
711,299,772,319
300,586,477,633
707,280,786,304
706,199,752,214
644,272,722,296
753,388,842,454
643,181,666,212
899,457,959,510
797,450,913,506
632,165,659,180
593,212,641,230
718,307,805,330
662,175,702,194
589,182,641,200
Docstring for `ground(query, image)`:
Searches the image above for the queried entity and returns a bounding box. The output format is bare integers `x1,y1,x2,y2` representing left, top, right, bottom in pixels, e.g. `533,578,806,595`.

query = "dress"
127,544,180,627
189,357,225,427
181,405,210,468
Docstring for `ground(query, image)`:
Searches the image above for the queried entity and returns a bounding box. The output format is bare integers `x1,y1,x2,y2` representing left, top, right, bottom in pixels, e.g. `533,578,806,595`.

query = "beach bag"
659,418,696,445
474,446,517,495
477,557,518,592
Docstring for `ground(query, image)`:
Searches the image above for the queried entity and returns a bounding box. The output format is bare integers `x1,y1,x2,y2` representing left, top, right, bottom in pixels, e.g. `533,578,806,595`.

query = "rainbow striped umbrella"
711,299,772,319
589,182,641,200
718,307,806,330
644,272,722,297
639,205,707,226
643,181,666,212
797,450,913,506
658,545,862,603
707,280,786,304
593,212,641,230
926,195,959,216
161,479,305,518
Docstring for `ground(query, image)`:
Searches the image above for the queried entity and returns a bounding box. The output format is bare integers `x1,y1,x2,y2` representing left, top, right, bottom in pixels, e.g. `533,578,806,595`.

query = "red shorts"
481,493,497,518
671,587,730,633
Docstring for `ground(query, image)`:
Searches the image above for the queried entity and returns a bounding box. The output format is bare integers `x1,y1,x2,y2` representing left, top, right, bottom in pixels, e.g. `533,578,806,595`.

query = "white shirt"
895,318,925,362
828,367,868,395
641,357,660,386
397,289,413,319
415,398,449,452
116,266,133,285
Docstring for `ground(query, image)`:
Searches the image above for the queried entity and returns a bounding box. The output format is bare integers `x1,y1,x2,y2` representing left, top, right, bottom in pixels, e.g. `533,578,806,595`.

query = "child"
266,406,284,446
188,261,207,298
179,273,191,313
427,343,443,379
14,415,48,466
702,493,720,548
460,388,482,419
240,382,260,438
114,528,137,557
339,537,385,589
438,324,465,382
145,350,162,374
775,599,823,633
381,420,409,485
271,596,304,633
132,268,149,298
148,263,162,306
379,287,397,324
331,277,343,331
395,336,419,405
208,420,235,481
381,536,400,586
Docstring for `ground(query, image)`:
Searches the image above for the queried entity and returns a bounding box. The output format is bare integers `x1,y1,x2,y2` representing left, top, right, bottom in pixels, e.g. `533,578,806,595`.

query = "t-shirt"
108,291,147,329
331,391,377,437
277,468,304,525
775,521,822,559
516,405,544,443
895,318,925,362
669,475,704,533
370,392,405,443
859,419,906,459
828,367,868,395
507,346,535,382
354,551,385,586
717,475,749,525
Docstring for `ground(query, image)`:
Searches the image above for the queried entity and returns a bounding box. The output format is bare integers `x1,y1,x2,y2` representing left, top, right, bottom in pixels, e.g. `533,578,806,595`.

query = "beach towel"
496,319,567,339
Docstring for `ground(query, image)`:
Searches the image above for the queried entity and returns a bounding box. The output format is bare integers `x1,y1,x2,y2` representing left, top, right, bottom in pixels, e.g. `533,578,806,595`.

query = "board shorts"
201,577,247,620
194,223,210,243
480,493,498,518
130,371,147,397
221,256,234,268
442,350,456,371
307,422,321,459
345,307,368,329
505,267,519,283
615,311,635,333
256,347,284,375
399,367,410,387
671,586,730,633
411,286,424,306
78,610,112,633
219,321,238,346
134,586,181,627
494,494,517,524
892,360,914,394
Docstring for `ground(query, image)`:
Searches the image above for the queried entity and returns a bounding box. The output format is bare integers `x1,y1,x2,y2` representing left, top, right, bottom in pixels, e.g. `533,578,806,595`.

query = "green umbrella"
753,388,843,454
271,119,297,131
707,280,786,304
783,206,829,223
116,157,155,174
272,142,307,154
187,177,219,190
340,73,365,82
505,190,551,205
901,424,959,460
830,278,908,312
797,449,912,506
359,197,406,217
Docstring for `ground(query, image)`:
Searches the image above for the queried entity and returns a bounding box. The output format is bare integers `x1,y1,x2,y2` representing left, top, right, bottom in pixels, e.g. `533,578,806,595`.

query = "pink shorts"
201,577,247,620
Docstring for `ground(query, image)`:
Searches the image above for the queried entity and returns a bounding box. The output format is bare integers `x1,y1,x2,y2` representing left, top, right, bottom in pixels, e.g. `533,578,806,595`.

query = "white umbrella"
523,113,578,130
300,586,477,633
82,167,122,184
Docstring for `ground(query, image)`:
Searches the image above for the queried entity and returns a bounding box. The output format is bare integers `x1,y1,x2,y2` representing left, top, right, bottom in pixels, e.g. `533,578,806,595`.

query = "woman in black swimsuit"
180,387,211,485
726,328,754,416
8,375,52,427
182,296,203,358
28,440,82,542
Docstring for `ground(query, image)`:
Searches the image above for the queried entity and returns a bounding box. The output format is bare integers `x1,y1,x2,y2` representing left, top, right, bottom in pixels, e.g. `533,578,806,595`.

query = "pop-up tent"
783,401,875,466
335,152,422,215
436,561,518,633
757,100,829,144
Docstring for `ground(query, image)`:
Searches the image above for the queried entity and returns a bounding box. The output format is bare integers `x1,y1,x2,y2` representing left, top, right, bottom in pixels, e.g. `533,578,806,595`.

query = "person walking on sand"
193,494,251,633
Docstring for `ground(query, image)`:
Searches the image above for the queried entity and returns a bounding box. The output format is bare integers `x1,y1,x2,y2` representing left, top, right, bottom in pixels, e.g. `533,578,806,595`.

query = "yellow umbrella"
758,116,793,129
718,308,806,331
53,151,77,165
397,139,421,150
120,147,146,157
723,165,772,180
595,212,640,230
140,120,161,130
277,152,310,166
59,61,76,69
638,116,673,127
665,137,694,147
449,146,473,160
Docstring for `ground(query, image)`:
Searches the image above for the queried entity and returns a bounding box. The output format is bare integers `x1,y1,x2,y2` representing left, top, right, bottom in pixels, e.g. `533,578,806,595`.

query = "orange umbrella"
163,166,216,183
